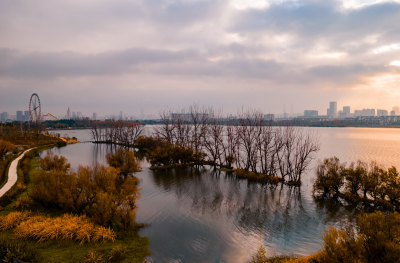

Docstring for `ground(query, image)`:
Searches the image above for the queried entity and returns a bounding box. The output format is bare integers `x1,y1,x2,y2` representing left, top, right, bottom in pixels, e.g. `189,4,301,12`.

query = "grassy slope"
0,150,150,263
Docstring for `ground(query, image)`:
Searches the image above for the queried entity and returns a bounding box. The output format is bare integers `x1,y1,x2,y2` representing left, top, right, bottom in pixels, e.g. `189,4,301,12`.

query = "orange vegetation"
250,211,400,263
0,212,116,244
31,154,139,230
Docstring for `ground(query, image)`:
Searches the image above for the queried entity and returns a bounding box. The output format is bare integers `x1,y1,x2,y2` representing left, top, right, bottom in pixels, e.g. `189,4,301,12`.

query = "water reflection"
138,167,355,262
45,128,400,263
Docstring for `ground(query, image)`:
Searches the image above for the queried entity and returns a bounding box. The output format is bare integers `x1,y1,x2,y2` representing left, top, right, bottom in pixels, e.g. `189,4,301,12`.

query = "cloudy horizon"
1,0,400,117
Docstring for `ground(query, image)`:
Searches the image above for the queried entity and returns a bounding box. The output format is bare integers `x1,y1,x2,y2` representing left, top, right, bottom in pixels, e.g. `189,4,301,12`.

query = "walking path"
0,148,33,198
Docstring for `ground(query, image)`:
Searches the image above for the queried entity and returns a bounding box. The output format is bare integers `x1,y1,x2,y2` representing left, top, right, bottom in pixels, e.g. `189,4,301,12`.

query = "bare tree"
147,105,319,185
291,129,319,183
155,111,174,144
222,124,239,169
91,120,144,146
203,110,224,167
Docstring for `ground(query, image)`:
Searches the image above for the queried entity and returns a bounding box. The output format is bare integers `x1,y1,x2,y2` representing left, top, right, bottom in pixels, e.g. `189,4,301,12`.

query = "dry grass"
0,212,116,243
0,211,31,231
85,250,103,263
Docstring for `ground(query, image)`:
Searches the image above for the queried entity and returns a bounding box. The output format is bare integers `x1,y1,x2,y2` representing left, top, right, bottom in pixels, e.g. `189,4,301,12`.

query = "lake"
44,127,400,263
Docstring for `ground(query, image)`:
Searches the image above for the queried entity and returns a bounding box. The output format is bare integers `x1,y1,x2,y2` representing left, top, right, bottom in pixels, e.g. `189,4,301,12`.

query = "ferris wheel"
29,93,41,124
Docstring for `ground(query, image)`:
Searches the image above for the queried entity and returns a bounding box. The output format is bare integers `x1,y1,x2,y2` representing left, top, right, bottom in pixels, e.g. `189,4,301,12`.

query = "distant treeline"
6,114,400,129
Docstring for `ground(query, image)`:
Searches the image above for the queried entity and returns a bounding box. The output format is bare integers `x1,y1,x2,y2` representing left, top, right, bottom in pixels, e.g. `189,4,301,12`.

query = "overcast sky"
1,0,400,117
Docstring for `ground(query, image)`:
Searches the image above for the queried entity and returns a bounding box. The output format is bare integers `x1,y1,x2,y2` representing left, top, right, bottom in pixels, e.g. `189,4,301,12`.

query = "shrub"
313,157,346,197
357,211,400,262
14,196,34,209
0,139,15,159
360,162,384,200
31,154,139,230
135,136,167,153
385,167,400,204
314,157,400,210
106,148,141,176
40,152,70,172
344,161,366,197
256,211,400,263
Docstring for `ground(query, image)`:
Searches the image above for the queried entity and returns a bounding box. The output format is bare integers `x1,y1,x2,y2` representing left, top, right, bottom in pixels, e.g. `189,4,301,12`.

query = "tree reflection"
148,167,357,242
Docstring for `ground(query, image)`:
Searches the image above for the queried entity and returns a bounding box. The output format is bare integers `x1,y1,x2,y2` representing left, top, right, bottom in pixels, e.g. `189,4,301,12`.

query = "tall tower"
327,101,337,118
67,107,71,120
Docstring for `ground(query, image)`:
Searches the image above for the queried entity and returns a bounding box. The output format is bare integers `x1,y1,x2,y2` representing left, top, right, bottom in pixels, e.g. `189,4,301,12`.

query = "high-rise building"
92,112,97,120
67,107,71,120
338,106,351,118
327,101,337,118
0,112,8,122
16,111,24,121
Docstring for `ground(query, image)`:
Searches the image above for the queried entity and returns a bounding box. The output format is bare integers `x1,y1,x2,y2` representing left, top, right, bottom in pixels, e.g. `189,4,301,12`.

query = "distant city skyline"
2,99,400,122
1,1,400,116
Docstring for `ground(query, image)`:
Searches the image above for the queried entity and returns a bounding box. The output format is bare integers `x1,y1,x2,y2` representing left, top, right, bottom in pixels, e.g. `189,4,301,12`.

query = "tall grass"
0,211,31,230
0,212,116,243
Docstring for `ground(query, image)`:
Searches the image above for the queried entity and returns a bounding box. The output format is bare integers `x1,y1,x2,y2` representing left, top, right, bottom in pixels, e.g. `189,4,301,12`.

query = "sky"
1,0,400,118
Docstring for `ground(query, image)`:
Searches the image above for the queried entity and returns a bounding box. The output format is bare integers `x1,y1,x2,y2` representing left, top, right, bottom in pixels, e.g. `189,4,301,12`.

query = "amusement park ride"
29,93,41,125
28,93,58,125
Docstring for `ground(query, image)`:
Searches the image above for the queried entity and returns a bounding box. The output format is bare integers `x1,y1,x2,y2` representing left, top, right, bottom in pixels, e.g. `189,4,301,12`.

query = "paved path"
0,148,32,198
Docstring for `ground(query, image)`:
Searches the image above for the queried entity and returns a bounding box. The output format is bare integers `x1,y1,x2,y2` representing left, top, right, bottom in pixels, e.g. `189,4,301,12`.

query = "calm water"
45,127,400,263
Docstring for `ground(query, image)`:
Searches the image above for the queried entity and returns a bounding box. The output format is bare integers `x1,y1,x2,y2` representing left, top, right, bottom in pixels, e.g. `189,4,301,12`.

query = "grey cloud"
0,48,200,78
0,47,377,87
230,0,400,53
0,47,304,83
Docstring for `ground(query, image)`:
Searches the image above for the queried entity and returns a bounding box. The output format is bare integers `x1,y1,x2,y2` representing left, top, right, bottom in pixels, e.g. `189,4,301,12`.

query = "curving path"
0,148,33,198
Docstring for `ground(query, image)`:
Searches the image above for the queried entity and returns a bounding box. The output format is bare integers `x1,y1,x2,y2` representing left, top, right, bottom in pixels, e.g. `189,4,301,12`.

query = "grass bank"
0,145,150,263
